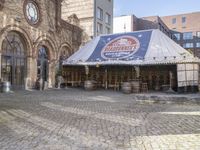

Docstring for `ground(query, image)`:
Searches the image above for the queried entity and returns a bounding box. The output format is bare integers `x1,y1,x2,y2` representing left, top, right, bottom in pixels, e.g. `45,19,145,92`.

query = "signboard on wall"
177,63,199,87
87,30,152,61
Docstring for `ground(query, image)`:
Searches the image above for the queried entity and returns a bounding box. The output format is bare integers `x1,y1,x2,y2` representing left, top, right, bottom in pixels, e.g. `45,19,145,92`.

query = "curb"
133,95,200,105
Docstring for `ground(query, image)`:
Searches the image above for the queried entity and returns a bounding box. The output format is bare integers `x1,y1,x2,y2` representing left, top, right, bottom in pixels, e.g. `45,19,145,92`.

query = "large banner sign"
87,30,152,61
101,36,140,59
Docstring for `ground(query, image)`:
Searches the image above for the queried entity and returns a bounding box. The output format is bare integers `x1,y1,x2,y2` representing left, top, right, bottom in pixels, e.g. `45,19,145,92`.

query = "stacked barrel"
121,80,141,94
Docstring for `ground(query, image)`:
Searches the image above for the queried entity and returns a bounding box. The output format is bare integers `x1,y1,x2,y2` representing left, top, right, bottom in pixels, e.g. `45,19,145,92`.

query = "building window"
97,22,103,34
183,32,193,40
197,32,200,38
183,43,193,48
106,27,110,34
173,33,180,40
1,32,27,88
196,42,200,48
172,18,176,24
182,17,186,23
24,0,40,26
97,7,103,20
105,13,111,25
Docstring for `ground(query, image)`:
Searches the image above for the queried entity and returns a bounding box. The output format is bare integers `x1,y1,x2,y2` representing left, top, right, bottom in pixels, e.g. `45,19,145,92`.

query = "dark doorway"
37,46,49,89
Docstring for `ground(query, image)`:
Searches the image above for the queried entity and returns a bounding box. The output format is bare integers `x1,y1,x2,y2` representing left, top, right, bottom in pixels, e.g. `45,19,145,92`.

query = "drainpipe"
93,0,97,38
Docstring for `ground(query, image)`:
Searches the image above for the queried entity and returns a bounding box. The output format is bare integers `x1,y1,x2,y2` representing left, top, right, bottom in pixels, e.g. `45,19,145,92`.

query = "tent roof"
63,29,200,66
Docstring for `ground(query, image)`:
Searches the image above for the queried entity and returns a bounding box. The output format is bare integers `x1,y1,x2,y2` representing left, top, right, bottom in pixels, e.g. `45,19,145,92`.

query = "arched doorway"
37,45,49,89
1,31,27,89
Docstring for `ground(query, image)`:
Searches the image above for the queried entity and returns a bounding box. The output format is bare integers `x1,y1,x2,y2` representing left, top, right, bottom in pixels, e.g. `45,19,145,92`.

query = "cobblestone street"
0,88,200,150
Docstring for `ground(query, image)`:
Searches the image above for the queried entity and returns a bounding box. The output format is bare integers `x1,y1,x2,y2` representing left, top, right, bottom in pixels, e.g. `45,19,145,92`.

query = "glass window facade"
173,33,180,40
197,32,200,38
183,43,193,48
196,42,200,48
183,32,193,40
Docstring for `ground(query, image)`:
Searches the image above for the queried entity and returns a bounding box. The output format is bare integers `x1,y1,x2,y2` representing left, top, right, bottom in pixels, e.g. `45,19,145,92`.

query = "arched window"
1,31,27,88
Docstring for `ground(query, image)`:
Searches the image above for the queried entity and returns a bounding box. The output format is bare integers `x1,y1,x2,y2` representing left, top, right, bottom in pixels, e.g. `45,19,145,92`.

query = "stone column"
49,60,56,88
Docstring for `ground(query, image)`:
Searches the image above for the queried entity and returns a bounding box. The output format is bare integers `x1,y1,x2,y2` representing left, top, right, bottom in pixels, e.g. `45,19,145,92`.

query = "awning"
63,29,200,66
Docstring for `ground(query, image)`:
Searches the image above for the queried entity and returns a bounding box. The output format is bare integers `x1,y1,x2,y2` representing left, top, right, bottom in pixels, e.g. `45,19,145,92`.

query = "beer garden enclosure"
62,30,200,92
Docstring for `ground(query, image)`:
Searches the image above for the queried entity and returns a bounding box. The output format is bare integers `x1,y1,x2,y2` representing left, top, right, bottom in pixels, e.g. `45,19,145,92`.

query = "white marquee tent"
63,29,200,66
63,29,200,90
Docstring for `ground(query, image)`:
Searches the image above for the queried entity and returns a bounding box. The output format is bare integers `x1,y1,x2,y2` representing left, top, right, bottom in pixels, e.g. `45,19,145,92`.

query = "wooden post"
105,68,108,89
167,71,175,92
134,66,140,79
85,65,89,80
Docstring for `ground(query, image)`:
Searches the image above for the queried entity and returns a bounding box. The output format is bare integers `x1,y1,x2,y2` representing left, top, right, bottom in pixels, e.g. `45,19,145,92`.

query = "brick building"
114,12,200,58
0,0,82,90
138,16,172,37
62,0,113,43
114,15,171,38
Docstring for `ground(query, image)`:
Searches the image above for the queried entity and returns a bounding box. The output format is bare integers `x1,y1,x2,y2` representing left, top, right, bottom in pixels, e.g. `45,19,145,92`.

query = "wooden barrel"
84,80,95,90
131,80,140,93
121,82,132,94
2,81,11,93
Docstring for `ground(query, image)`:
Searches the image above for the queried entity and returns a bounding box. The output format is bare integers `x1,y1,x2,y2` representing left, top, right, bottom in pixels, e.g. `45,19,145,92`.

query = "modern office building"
0,0,82,90
113,15,138,33
62,0,113,43
161,12,200,57
114,12,200,57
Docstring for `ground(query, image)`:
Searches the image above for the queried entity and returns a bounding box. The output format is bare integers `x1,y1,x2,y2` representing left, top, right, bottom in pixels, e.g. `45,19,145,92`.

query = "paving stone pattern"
0,89,200,150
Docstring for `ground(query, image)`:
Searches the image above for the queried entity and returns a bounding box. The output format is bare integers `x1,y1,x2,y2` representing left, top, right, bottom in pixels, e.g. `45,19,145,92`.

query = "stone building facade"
62,0,113,43
0,0,82,90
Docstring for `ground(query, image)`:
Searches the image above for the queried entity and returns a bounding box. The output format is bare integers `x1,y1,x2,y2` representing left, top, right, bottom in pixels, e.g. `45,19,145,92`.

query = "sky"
114,0,200,17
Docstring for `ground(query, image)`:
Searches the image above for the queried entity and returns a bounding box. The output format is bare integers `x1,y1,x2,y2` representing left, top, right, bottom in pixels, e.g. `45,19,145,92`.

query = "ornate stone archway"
58,42,72,60
33,35,58,88
0,25,33,56
57,43,72,77
0,25,33,88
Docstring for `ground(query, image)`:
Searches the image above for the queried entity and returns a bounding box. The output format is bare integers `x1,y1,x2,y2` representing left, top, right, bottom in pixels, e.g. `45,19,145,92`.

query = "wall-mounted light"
14,16,21,22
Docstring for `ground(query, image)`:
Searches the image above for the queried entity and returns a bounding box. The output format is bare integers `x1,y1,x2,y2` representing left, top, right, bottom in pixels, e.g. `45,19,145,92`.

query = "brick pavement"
0,88,200,150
